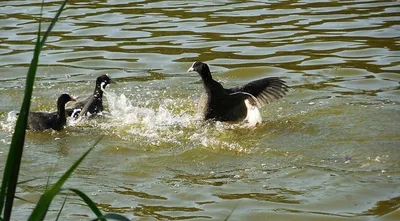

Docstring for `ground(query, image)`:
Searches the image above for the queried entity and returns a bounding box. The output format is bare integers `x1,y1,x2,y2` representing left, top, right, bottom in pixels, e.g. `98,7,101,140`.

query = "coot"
66,74,114,118
27,94,75,131
187,61,289,126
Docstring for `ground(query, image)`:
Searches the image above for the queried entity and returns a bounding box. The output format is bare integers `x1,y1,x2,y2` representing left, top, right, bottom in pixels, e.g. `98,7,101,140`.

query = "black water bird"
27,94,75,131
187,61,289,125
66,74,114,118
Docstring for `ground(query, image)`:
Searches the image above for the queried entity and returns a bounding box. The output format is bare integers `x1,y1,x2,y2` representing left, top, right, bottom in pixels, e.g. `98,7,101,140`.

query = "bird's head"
187,61,212,81
96,74,114,90
58,94,76,105
96,74,114,85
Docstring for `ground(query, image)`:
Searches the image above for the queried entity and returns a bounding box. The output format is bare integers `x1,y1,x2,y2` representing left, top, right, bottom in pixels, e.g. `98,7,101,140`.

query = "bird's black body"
27,94,75,131
188,61,289,122
66,74,113,118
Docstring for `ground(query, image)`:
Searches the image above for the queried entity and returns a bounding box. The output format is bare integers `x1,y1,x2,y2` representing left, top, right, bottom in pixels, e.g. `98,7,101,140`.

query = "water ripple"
1,1,400,220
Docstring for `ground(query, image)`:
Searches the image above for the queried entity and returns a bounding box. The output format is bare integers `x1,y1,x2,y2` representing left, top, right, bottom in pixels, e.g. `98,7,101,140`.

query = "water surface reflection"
0,0,399,220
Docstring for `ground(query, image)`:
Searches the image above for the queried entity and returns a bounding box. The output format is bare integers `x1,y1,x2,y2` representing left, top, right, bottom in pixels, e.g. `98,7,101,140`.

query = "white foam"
99,90,194,144
98,90,249,152
0,111,18,132
0,90,253,153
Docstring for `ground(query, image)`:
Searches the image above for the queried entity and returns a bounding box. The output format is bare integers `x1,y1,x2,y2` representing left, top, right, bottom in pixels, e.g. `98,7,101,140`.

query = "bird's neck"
202,75,223,95
201,72,214,88
56,102,67,125
94,84,103,98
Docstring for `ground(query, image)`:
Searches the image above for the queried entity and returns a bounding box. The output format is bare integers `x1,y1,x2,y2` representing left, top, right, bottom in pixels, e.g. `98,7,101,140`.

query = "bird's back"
200,84,248,121
28,112,57,131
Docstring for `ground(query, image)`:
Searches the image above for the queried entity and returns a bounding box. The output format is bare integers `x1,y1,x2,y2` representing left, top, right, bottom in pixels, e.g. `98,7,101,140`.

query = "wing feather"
227,77,289,107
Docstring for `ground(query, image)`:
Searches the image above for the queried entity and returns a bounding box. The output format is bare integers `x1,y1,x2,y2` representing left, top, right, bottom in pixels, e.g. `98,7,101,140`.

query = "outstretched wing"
227,77,289,107
78,95,95,118
65,96,86,117
65,95,92,118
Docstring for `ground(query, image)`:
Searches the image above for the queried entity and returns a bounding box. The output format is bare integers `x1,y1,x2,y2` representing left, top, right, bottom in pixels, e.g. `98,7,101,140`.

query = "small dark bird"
27,94,75,131
66,74,114,118
187,61,289,126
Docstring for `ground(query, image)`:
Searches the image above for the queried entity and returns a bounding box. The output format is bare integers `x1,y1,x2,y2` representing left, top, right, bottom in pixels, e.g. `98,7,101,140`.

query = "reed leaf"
66,189,105,221
53,188,130,221
14,196,34,204
0,1,69,220
17,178,41,185
55,196,67,221
223,202,239,221
91,214,131,221
0,7,43,221
28,136,103,221
39,0,68,50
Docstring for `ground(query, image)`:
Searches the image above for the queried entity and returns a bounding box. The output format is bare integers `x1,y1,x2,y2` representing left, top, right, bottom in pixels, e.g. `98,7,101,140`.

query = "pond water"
0,0,399,220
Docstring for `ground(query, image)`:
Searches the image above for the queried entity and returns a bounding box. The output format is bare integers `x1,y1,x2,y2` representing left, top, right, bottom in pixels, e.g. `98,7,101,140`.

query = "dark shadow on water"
214,192,300,204
133,204,211,220
88,202,132,214
114,186,167,200
169,173,230,187
117,70,181,82
360,195,400,217
274,208,353,218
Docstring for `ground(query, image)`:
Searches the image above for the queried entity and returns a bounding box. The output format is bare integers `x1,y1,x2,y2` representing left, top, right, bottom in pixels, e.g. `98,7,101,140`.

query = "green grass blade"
66,189,105,221
28,136,103,221
0,1,69,219
0,7,43,221
17,177,41,185
14,196,34,204
91,214,131,221
39,0,69,50
55,196,67,221
63,189,130,221
46,167,57,192
223,202,239,221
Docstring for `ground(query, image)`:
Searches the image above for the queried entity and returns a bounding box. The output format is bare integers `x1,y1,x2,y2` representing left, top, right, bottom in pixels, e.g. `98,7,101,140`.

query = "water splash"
93,90,196,145
0,111,18,133
90,90,250,152
0,91,252,153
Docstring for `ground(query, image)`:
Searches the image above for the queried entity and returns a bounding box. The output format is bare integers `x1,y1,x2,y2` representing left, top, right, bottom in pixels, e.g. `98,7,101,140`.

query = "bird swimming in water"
187,61,289,126
66,74,114,118
27,94,75,131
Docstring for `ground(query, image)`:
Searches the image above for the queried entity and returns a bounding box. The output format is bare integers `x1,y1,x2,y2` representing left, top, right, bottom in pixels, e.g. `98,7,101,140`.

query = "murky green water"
1,1,400,220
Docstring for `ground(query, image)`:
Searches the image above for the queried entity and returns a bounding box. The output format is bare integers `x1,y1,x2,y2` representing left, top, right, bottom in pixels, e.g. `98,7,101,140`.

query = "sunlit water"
0,0,399,220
